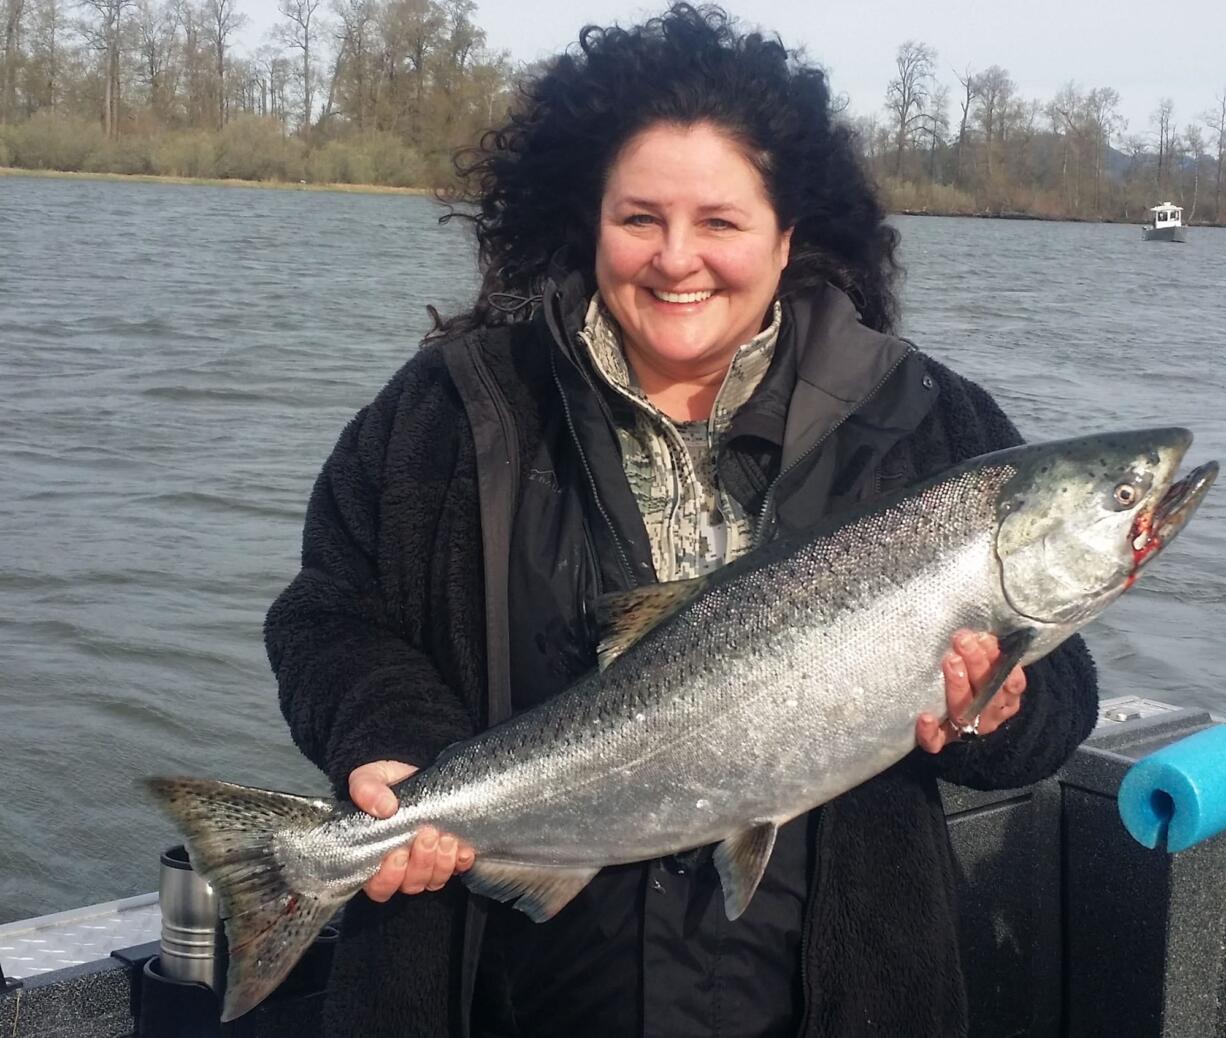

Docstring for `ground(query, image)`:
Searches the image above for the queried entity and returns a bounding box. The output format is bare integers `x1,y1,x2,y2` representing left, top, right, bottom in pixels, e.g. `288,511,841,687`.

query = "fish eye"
1113,483,1140,508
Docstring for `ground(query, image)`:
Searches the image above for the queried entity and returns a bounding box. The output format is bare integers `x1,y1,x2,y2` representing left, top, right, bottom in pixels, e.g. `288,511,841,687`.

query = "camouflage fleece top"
577,294,782,581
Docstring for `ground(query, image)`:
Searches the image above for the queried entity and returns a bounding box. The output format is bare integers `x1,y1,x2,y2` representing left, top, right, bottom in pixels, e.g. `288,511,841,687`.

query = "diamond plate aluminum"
0,893,160,978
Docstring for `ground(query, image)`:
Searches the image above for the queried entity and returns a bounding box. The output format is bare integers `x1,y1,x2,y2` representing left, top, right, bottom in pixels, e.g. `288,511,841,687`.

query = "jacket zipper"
547,341,638,591
752,346,914,547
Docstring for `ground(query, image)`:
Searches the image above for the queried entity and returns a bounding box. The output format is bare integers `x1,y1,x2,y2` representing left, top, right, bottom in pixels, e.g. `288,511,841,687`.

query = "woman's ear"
778,225,794,270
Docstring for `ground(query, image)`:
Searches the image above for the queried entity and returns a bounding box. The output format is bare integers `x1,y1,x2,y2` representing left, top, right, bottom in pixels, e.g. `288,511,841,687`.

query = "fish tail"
146,776,350,1022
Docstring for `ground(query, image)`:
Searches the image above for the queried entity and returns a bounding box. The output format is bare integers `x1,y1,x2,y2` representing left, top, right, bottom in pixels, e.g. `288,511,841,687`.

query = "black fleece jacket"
266,283,1098,1037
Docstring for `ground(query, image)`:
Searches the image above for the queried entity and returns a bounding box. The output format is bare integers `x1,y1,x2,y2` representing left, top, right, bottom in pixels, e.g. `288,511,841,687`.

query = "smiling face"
595,121,793,388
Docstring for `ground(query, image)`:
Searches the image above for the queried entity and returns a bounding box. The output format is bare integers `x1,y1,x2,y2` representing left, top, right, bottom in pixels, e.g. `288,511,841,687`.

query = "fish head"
993,428,1216,628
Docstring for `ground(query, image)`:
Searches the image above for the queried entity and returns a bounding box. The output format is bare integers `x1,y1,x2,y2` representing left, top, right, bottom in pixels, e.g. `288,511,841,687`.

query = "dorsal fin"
595,576,708,670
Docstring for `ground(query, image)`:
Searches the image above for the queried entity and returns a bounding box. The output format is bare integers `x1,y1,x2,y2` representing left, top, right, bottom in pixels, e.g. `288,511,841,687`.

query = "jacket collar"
726,283,919,465
576,292,782,440
539,269,938,542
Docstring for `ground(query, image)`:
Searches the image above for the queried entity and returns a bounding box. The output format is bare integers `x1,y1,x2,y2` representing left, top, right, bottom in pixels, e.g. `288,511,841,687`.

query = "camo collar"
577,293,782,438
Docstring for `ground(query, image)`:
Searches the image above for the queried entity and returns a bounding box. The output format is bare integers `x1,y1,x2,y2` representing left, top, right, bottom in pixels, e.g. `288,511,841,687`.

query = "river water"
2,175,1224,922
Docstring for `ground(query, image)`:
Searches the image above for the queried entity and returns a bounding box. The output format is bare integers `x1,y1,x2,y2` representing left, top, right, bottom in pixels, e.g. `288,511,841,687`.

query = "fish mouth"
1131,461,1218,572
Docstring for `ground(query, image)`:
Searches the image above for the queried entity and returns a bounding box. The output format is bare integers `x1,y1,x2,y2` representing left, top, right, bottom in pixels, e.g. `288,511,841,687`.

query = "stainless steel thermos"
157,844,225,992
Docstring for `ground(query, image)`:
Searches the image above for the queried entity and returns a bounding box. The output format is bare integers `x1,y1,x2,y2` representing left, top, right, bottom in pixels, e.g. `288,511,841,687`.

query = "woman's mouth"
650,288,715,304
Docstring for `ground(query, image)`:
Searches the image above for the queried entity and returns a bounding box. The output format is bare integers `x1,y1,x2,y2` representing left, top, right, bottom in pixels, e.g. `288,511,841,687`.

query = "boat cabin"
1143,201,1188,241
1149,202,1184,230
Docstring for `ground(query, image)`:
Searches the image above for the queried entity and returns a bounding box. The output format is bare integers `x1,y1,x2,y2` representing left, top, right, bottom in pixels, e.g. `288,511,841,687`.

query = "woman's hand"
916,630,1027,754
348,759,476,902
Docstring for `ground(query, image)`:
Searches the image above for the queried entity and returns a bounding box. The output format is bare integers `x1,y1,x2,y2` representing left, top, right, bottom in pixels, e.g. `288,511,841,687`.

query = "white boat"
1143,202,1188,242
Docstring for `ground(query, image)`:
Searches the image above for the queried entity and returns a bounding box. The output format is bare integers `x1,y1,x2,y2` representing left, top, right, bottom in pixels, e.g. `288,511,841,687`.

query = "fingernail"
419,830,437,851
957,633,977,651
439,835,456,854
919,714,934,726
951,660,965,677
458,849,474,863
391,853,408,869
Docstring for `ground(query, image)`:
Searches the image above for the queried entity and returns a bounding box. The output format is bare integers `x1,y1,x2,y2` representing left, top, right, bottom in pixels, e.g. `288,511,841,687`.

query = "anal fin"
713,821,778,920
461,859,600,922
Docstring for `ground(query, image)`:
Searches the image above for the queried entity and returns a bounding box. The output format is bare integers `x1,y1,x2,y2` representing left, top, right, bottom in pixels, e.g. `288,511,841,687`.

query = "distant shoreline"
0,166,433,197
6,167,1222,227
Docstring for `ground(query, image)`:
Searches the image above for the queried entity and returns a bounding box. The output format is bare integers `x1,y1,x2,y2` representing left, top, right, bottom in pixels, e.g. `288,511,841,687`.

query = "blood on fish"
1128,511,1162,582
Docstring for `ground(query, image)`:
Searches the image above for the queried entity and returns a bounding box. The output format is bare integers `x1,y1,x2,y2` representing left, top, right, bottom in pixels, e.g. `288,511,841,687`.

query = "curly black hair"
438,3,900,336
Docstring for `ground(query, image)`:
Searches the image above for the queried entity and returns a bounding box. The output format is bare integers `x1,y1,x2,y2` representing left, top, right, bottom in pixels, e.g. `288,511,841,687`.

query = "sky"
237,0,1225,141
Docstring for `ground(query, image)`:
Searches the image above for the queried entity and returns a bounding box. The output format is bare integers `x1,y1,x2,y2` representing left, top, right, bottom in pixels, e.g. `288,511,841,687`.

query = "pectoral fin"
713,821,778,920
595,576,708,670
461,859,600,922
957,627,1037,722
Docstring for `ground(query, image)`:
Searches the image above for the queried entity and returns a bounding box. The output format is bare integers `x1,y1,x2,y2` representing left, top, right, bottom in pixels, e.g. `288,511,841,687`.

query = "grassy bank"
0,166,431,196
0,114,442,189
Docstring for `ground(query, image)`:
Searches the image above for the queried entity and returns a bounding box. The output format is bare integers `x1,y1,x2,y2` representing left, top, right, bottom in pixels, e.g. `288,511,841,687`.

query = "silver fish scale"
307,464,1018,876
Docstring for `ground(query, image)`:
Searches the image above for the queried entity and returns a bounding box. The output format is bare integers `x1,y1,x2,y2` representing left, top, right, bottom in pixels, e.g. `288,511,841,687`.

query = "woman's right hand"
348,759,476,902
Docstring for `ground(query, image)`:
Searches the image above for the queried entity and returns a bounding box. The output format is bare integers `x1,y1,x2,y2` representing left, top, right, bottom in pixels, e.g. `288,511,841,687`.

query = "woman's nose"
652,227,702,280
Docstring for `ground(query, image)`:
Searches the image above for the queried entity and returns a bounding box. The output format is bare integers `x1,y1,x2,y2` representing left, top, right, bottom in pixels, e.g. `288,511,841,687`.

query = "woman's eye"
624,214,655,226
707,218,735,230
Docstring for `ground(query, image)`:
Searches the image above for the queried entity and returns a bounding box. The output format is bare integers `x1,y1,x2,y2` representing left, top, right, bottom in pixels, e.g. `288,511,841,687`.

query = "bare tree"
1047,82,1083,209
1007,96,1042,186
203,0,243,127
884,40,935,176
920,82,948,180
974,65,1013,183
276,0,322,137
133,0,177,118
1184,123,1205,221
1152,97,1175,189
255,41,289,124
2,0,25,122
1084,88,1123,214
332,0,371,128
25,0,66,112
1203,90,1226,223
952,66,978,186
78,0,135,136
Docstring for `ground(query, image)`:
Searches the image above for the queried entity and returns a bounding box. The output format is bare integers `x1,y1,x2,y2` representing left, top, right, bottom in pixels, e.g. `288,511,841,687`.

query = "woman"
266,6,1098,1036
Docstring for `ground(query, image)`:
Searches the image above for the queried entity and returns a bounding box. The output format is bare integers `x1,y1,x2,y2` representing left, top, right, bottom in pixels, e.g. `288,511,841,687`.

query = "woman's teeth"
651,289,714,304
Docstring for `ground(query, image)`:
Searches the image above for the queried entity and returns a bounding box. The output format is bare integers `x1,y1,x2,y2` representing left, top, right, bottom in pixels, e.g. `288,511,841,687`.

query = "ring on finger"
946,714,981,738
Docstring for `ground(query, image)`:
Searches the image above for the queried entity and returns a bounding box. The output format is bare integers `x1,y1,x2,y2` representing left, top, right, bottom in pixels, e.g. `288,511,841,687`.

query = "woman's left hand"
916,630,1027,753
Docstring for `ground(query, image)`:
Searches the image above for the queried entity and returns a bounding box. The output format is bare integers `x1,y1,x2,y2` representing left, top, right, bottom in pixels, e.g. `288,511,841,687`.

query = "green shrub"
882,177,978,216
305,139,369,185
362,132,426,188
303,131,425,187
150,131,217,178
5,112,107,171
83,137,155,175
214,116,305,181
0,127,12,166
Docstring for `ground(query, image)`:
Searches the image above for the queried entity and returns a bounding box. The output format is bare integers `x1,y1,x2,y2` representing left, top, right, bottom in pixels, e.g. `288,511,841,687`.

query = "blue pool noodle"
1118,725,1226,853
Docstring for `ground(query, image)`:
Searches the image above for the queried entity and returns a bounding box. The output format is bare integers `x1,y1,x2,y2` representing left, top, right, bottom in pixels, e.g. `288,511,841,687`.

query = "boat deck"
0,892,159,980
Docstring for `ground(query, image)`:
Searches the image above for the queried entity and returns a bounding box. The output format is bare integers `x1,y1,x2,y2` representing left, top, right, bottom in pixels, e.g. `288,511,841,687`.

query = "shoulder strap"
442,333,520,728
